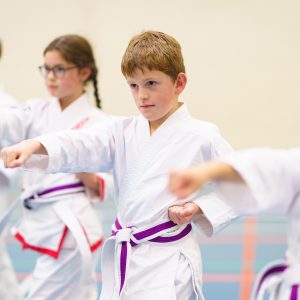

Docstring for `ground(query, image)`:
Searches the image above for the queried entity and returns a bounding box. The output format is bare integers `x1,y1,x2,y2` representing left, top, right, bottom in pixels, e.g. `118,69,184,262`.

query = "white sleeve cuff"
193,192,237,237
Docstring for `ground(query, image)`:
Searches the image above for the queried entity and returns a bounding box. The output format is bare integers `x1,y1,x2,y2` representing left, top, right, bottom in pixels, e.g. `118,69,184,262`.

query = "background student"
0,34,113,300
168,147,300,300
0,39,23,300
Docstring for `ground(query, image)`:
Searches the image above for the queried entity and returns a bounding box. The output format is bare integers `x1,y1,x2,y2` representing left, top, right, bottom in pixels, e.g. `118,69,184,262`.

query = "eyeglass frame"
38,65,78,78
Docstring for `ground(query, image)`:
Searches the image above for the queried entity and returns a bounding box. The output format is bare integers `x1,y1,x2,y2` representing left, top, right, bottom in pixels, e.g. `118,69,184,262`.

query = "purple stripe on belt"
133,220,177,240
119,242,128,295
255,264,288,298
36,182,84,197
114,218,191,296
291,285,299,300
115,218,122,230
26,182,84,199
150,224,192,243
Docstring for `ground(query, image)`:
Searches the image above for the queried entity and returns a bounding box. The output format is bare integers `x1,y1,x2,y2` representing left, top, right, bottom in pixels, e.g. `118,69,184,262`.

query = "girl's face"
42,50,89,109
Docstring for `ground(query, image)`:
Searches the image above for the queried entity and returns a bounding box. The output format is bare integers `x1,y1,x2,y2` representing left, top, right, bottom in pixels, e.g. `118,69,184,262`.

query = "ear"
79,67,92,83
175,73,187,95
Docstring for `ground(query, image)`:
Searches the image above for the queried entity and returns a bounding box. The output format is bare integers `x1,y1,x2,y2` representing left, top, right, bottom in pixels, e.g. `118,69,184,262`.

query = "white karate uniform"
215,148,300,300
29,103,236,300
0,93,113,300
0,86,23,300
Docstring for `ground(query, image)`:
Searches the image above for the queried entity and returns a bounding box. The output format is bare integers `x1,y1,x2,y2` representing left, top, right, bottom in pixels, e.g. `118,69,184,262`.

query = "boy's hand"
1,140,45,168
168,202,202,225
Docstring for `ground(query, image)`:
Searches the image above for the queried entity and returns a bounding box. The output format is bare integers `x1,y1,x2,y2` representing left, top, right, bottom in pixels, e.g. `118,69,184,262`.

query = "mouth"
140,104,155,109
48,85,58,90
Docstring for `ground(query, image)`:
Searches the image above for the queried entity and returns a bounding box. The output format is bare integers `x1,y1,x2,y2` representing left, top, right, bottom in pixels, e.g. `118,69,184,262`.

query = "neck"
59,91,85,111
149,102,182,134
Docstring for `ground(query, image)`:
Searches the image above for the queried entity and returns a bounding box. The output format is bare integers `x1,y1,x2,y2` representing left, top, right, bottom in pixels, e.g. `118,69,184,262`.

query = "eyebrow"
127,77,159,83
43,64,69,68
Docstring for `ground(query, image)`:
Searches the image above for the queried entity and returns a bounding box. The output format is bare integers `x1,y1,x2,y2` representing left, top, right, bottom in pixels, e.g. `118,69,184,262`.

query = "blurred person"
168,147,300,300
0,39,23,300
0,35,114,300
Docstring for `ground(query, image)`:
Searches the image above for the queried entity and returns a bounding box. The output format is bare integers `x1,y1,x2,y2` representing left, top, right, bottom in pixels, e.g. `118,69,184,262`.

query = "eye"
146,80,157,87
54,66,66,75
129,83,138,89
44,66,52,72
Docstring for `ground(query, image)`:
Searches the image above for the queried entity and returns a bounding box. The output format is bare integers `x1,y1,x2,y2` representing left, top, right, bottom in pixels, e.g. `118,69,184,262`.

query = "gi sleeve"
27,120,116,174
217,147,300,216
192,131,238,236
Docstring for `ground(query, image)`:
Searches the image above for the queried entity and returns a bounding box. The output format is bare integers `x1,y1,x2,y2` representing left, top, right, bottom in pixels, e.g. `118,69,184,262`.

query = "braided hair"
44,34,102,108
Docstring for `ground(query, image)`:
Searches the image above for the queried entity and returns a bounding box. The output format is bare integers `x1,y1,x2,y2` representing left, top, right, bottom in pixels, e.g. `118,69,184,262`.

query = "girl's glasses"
38,65,77,78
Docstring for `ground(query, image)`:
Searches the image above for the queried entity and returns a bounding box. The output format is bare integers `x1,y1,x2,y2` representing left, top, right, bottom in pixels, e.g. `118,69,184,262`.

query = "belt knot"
116,227,134,244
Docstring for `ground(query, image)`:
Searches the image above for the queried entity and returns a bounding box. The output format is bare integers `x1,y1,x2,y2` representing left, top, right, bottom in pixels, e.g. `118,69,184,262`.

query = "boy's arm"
2,119,115,175
169,134,239,236
2,125,115,174
1,139,47,168
34,124,115,174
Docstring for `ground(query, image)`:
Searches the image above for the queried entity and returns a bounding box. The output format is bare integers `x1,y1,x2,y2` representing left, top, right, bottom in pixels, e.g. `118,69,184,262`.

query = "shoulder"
178,117,220,138
87,107,111,121
112,114,139,130
88,114,136,132
178,117,233,156
23,97,52,111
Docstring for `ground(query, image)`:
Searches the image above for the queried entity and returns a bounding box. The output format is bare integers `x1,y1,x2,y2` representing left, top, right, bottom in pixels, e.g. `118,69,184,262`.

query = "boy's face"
126,69,186,132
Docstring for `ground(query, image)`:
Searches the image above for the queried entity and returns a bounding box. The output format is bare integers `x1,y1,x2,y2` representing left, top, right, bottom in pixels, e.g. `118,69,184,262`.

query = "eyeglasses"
38,65,77,78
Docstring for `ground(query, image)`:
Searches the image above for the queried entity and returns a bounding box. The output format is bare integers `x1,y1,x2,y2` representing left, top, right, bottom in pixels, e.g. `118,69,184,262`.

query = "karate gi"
0,86,22,300
215,148,300,300
0,93,113,300
29,103,236,300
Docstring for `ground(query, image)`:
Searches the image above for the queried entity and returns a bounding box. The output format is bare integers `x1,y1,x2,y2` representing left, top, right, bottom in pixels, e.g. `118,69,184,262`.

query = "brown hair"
121,31,185,81
44,34,101,108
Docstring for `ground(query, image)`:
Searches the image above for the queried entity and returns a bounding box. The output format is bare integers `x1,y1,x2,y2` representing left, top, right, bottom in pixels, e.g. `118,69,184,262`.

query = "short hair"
121,31,185,81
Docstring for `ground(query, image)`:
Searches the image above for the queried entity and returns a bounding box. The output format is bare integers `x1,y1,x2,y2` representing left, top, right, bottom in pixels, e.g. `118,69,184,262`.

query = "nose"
46,70,56,81
138,87,148,100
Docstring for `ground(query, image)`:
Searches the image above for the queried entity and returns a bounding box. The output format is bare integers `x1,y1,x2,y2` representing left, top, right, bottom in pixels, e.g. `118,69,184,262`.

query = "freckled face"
126,69,186,130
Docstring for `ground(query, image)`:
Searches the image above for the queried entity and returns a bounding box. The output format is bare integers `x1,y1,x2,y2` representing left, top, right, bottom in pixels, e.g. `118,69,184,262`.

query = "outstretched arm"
1,139,47,168
169,161,243,199
169,148,300,218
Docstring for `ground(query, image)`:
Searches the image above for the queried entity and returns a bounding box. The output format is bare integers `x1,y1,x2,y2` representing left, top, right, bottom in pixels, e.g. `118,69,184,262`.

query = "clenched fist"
1,139,46,168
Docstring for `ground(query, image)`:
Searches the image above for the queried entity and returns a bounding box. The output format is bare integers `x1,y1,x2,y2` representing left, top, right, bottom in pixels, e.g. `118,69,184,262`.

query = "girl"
0,35,113,300
168,147,300,300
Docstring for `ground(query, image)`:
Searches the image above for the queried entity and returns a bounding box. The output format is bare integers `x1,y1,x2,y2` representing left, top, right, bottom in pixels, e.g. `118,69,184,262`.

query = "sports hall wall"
0,0,299,149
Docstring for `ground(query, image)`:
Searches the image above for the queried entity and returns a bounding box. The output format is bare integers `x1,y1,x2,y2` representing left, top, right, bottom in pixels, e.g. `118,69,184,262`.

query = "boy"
168,147,300,300
1,31,236,300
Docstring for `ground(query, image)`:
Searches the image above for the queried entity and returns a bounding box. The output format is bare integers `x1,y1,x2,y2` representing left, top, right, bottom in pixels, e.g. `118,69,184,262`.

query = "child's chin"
140,111,155,120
